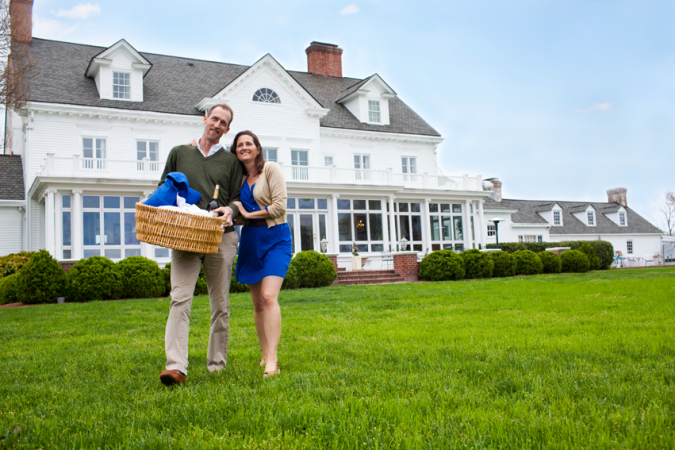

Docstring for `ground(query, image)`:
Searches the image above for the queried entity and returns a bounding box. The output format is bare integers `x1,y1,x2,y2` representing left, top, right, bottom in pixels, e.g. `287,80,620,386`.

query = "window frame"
136,140,160,172
112,71,131,100
81,194,142,260
428,202,465,252
626,240,633,254
368,100,381,123
82,137,107,170
263,148,278,162
336,198,386,254
619,212,626,226
252,88,281,104
553,210,562,226
587,211,595,226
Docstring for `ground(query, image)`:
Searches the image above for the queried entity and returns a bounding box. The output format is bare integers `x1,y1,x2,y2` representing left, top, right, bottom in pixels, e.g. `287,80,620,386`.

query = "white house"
0,4,491,269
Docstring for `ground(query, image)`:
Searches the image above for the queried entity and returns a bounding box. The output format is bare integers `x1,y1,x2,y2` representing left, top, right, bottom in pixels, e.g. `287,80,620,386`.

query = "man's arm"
226,158,243,220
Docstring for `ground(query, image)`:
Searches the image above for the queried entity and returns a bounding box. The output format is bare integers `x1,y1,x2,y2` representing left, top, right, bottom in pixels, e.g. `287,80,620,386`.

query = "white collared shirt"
196,140,223,157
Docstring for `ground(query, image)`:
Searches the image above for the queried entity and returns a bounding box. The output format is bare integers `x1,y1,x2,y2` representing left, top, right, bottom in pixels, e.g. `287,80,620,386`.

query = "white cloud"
33,17,79,37
54,3,101,19
576,103,613,113
341,4,360,15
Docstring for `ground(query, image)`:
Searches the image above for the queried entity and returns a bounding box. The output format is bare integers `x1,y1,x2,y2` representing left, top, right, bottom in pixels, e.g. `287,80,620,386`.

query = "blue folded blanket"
144,172,202,207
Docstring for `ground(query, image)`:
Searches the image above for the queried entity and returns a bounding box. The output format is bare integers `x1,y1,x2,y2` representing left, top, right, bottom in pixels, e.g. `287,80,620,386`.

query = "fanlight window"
253,88,281,103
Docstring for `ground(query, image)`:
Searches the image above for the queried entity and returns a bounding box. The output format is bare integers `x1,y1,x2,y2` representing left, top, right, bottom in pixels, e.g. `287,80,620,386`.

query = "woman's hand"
232,201,249,219
188,139,197,147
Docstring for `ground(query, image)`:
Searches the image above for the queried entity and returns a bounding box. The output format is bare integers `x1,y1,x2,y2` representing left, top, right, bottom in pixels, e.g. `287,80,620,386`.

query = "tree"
0,0,36,111
657,191,675,236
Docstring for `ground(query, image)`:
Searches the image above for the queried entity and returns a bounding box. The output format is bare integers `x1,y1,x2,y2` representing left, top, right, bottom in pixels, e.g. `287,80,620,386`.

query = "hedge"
538,251,562,274
489,251,517,278
288,251,337,288
419,250,465,281
513,250,543,276
0,251,36,278
498,240,613,270
460,249,494,279
0,273,20,305
17,250,66,304
561,250,590,273
116,256,165,299
66,256,124,302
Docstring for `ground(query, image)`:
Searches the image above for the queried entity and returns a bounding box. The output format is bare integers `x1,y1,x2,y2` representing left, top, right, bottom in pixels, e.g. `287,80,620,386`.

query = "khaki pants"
165,231,238,375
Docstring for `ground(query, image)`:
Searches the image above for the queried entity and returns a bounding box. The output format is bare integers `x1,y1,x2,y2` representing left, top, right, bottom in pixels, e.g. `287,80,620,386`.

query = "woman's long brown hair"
230,130,265,177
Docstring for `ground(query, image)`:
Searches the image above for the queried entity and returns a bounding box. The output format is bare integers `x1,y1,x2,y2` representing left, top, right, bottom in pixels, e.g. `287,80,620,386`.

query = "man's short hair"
207,103,234,127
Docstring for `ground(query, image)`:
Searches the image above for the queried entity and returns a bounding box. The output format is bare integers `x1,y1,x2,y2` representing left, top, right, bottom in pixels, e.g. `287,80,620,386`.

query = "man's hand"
213,206,233,227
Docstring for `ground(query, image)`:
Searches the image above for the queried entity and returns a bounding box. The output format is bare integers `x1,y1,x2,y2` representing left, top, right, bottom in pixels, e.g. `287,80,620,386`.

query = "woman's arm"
264,163,287,219
231,201,271,220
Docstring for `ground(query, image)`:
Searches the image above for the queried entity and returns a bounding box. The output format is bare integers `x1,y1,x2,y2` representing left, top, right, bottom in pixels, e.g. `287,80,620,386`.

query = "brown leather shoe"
160,369,186,386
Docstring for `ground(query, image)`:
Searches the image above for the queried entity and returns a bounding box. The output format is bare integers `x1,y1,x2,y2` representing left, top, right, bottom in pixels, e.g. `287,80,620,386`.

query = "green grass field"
1,268,674,449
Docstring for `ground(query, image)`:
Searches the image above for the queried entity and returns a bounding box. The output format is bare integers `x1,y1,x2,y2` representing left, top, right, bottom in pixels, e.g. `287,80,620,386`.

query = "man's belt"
244,220,267,227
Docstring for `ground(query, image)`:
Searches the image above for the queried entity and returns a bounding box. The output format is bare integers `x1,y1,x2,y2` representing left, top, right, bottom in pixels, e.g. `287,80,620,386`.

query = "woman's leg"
250,275,284,373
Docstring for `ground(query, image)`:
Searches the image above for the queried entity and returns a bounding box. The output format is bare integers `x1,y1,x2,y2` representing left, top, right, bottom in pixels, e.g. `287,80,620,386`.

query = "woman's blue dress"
235,182,293,284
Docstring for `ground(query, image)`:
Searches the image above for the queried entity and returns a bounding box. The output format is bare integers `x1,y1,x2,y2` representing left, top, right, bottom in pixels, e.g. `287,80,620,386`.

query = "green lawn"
1,268,674,449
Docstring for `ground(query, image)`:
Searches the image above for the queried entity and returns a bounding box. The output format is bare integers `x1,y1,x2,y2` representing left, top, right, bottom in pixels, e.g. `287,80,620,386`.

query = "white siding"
0,208,22,256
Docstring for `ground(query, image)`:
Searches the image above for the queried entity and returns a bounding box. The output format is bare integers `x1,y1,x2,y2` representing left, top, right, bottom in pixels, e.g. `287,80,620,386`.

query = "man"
158,104,243,386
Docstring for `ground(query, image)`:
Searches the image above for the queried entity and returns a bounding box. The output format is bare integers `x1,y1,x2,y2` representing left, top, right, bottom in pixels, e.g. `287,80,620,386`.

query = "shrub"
66,256,124,302
288,251,337,288
538,251,562,274
578,242,600,271
281,263,300,290
116,256,165,299
589,240,614,270
17,250,66,304
161,263,172,297
489,251,517,278
194,266,208,296
419,250,465,281
0,273,20,305
460,249,494,279
230,256,249,293
0,251,36,277
513,250,543,276
561,250,590,273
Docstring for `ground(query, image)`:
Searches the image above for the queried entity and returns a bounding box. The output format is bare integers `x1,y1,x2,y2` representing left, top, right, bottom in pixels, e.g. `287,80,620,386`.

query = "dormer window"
253,88,280,103
113,72,130,99
553,211,561,226
587,211,595,226
368,100,381,123
619,212,626,226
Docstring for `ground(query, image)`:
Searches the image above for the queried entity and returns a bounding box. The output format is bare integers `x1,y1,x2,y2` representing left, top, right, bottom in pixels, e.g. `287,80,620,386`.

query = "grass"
1,268,674,449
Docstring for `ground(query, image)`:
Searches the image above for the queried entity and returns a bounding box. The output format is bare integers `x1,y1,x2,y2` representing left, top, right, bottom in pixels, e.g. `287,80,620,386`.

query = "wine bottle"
206,184,223,216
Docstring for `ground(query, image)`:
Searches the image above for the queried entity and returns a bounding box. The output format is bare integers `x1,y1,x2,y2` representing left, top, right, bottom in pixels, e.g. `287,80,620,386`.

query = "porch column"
422,198,431,254
478,200,486,249
464,199,472,250
72,190,83,260
45,189,56,256
388,196,396,251
331,194,339,254
381,198,390,253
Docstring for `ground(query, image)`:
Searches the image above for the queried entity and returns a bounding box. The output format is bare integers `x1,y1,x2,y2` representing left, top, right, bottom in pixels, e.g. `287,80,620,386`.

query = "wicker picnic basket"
135,203,225,254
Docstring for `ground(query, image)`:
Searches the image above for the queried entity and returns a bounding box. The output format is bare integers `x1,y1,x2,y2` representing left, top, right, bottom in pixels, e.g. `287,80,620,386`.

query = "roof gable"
85,39,152,78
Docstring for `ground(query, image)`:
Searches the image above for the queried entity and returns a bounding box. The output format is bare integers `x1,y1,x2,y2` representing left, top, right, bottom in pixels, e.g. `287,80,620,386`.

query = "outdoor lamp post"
400,237,409,251
491,217,502,247
320,238,328,253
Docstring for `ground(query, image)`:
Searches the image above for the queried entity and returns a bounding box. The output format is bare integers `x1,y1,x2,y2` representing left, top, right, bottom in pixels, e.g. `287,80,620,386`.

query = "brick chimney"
305,42,343,78
10,0,33,44
491,179,503,203
607,187,628,207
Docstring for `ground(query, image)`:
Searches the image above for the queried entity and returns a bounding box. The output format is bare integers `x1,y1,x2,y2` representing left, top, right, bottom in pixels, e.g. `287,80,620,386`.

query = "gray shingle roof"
28,38,440,137
484,197,662,235
0,155,25,200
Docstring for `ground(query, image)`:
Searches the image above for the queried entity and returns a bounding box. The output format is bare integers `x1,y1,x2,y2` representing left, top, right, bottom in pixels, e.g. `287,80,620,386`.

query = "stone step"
333,270,405,285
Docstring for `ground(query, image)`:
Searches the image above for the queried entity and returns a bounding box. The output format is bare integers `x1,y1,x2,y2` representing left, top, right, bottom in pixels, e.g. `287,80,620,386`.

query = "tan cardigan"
239,162,287,228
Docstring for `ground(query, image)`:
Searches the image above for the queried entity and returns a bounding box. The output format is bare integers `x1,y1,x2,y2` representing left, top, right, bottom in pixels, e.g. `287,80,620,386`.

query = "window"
518,235,543,243
113,72,130,99
627,240,633,254
291,150,308,181
252,88,280,103
287,197,329,254
137,141,159,171
354,154,370,180
62,194,71,259
336,199,385,253
619,212,626,226
324,156,333,166
487,224,496,237
368,100,380,123
429,203,465,252
553,211,561,226
402,157,417,181
587,211,595,226
263,148,277,162
83,138,106,170
391,201,423,252
82,195,141,259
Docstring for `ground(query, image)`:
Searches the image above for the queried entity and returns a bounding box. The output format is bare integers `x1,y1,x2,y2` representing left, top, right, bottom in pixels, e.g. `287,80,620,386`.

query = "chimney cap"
309,41,339,47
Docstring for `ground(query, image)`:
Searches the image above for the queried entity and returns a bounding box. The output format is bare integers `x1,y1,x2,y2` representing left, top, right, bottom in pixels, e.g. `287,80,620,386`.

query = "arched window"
252,88,280,103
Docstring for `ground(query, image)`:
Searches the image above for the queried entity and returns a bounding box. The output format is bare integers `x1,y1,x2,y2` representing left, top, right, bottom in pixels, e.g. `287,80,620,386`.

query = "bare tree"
658,191,675,236
0,0,35,111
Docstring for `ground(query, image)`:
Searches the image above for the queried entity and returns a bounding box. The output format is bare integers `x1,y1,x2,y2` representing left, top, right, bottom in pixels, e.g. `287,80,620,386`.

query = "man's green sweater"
158,144,243,233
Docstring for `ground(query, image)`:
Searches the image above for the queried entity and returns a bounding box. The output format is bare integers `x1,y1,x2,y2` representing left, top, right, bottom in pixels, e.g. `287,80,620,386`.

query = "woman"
192,131,291,377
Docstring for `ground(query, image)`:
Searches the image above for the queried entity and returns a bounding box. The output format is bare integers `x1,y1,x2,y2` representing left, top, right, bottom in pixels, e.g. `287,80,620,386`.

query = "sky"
28,0,675,229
